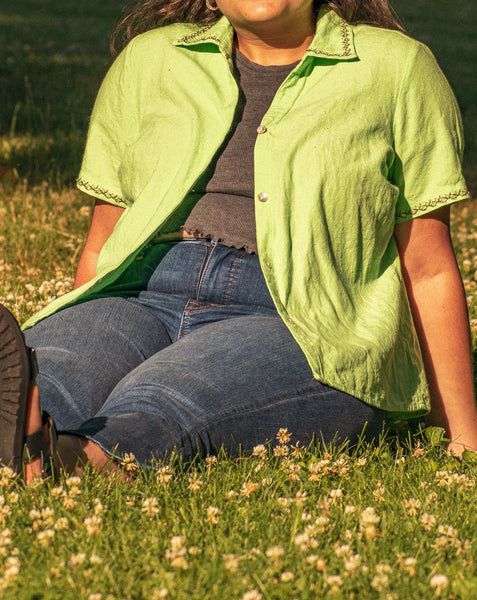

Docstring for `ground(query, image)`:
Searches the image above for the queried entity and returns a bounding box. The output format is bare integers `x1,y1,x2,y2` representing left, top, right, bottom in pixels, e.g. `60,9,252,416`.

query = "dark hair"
111,0,406,54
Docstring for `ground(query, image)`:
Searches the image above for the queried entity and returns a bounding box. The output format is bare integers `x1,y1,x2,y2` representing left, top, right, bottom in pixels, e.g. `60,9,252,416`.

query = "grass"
0,1,476,598
2,435,477,600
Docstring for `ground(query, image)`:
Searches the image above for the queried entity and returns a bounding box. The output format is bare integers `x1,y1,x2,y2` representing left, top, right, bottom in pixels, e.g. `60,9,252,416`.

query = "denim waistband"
144,239,275,309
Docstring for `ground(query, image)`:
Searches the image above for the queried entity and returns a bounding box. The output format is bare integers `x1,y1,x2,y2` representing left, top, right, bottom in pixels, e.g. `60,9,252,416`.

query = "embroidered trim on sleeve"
395,190,470,219
76,179,128,206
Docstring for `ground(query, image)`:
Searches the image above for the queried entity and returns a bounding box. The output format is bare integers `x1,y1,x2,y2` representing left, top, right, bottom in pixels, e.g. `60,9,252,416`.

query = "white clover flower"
205,506,220,524
371,574,389,591
205,455,218,469
141,498,160,517
273,445,289,457
169,556,188,569
68,553,87,568
241,481,259,497
37,529,55,547
3,556,20,579
276,428,292,445
324,575,343,591
420,513,436,530
404,498,421,516
65,475,81,488
437,525,459,539
84,515,102,535
187,474,203,491
252,444,267,459
403,557,417,576
294,532,310,546
360,507,380,526
151,589,169,600
344,554,361,573
170,536,186,551
334,544,351,557
54,517,69,531
50,486,64,498
223,553,241,572
376,563,392,575
156,466,173,485
429,574,449,594
265,546,285,560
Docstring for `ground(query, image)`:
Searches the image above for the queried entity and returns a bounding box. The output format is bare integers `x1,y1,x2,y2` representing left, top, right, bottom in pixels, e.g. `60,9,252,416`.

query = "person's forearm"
73,199,124,290
404,265,477,454
73,247,100,289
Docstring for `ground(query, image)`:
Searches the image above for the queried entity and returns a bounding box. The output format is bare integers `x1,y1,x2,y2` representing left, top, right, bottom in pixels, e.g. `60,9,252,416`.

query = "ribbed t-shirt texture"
182,51,298,253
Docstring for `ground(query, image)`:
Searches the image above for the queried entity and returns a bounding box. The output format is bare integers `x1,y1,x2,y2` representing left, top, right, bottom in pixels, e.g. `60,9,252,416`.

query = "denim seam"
195,242,216,300
223,251,246,305
177,300,221,338
193,390,337,438
193,391,385,444
185,304,219,313
177,299,194,339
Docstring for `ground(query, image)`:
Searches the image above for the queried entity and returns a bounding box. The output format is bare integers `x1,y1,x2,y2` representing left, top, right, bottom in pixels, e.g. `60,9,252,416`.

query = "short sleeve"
391,43,470,223
76,42,140,207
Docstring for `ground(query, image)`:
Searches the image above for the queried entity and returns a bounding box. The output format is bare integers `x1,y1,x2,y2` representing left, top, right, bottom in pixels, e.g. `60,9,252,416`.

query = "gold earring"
206,0,220,11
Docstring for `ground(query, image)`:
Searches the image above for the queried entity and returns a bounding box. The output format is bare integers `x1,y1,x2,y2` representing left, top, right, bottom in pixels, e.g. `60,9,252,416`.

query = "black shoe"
0,305,37,473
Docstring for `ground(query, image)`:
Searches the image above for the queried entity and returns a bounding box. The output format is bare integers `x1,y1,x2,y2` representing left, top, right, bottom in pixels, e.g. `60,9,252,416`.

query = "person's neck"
234,23,315,66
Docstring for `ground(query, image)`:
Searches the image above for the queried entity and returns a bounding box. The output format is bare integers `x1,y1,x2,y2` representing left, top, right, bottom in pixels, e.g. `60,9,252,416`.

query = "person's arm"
74,199,125,289
394,205,477,456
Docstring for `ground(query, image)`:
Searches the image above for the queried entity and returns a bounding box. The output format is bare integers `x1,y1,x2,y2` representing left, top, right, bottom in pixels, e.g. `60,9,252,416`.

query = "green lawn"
0,2,477,598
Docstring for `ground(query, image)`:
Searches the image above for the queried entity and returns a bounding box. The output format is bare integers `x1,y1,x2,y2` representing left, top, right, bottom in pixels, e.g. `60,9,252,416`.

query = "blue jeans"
25,240,385,465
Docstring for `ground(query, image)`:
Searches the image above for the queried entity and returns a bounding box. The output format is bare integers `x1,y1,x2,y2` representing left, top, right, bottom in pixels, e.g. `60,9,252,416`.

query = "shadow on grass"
0,0,124,185
2,131,86,187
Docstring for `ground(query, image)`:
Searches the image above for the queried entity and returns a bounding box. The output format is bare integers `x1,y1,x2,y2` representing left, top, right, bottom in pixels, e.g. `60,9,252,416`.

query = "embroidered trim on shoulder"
76,179,128,206
176,25,219,45
307,21,351,58
395,190,470,219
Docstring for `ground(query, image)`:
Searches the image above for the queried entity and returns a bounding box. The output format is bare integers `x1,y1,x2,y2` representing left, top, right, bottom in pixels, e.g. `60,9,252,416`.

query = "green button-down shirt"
24,7,470,418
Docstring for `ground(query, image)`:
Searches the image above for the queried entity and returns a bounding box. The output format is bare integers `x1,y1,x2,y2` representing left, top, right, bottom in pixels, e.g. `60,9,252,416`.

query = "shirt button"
135,254,144,261
264,259,272,269
286,316,295,324
256,124,267,134
257,192,268,202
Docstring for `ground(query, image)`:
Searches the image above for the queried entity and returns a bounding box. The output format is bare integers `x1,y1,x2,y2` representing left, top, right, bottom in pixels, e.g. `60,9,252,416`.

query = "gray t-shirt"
182,50,298,253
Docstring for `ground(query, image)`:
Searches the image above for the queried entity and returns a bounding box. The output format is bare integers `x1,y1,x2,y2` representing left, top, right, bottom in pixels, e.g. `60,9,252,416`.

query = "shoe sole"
0,305,30,474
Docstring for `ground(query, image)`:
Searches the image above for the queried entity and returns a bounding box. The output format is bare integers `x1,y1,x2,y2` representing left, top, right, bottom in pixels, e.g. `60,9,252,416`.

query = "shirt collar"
173,6,357,62
306,5,357,60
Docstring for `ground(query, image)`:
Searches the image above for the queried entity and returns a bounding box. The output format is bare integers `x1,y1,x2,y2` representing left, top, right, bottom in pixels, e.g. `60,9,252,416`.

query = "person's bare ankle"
25,459,42,484
24,384,44,484
80,439,134,482
25,383,42,435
